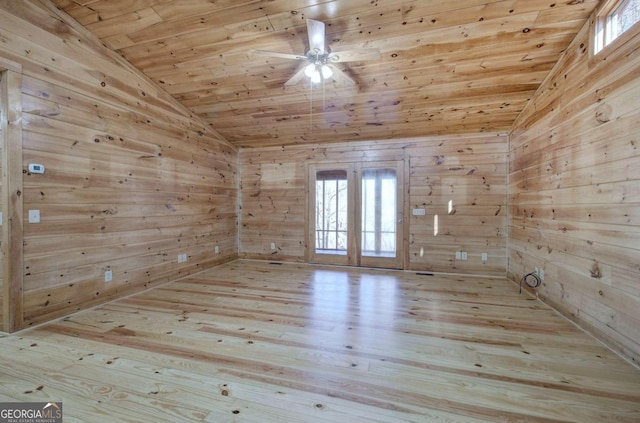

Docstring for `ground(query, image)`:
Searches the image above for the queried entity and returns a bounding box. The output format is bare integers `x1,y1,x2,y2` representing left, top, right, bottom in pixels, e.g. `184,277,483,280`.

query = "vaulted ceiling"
52,0,600,148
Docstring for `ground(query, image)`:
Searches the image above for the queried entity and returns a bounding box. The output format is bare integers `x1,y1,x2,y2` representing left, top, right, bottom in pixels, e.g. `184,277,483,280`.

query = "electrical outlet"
481,253,488,262
412,208,426,216
178,254,182,263
271,242,276,250
215,246,220,254
461,252,468,260
28,209,40,223
104,269,112,282
455,251,461,260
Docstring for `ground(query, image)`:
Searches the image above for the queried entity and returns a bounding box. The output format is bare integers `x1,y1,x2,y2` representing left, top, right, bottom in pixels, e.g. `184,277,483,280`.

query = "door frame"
306,162,356,266
306,160,406,269
0,58,24,332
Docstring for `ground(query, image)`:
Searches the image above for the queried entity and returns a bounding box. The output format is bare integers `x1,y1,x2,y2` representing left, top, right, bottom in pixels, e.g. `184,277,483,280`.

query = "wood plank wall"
0,1,238,330
239,134,508,275
509,18,640,365
0,70,4,329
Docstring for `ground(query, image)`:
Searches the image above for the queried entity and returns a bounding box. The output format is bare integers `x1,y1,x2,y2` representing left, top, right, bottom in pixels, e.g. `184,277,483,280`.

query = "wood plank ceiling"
51,0,601,148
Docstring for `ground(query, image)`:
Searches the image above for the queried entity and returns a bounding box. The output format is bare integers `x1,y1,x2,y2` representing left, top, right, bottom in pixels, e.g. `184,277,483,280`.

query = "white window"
594,0,640,54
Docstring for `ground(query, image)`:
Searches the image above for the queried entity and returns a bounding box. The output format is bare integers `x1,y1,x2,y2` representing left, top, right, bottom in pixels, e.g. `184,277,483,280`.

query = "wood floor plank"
0,260,639,422
0,350,210,422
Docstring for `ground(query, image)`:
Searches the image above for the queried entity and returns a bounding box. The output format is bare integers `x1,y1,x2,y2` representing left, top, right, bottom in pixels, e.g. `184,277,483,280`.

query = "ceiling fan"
253,18,381,87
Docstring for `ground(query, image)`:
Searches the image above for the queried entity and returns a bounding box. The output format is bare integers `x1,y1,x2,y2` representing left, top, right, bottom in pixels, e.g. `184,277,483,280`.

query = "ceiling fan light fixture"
304,63,331,83
304,63,317,78
321,64,333,79
310,69,322,84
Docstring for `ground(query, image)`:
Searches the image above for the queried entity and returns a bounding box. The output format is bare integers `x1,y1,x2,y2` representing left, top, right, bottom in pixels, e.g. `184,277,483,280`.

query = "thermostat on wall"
28,163,45,174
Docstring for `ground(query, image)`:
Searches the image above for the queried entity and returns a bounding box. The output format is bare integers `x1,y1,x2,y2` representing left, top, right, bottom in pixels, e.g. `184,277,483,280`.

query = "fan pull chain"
309,78,313,132
322,76,326,111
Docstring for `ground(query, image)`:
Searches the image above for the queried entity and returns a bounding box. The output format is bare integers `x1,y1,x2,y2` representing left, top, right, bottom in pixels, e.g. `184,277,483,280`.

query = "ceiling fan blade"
306,19,326,53
328,65,356,87
253,50,306,61
284,65,309,86
329,48,381,63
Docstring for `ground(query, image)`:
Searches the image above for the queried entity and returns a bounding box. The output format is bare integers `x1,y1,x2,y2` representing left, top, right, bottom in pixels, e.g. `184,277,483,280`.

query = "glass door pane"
359,162,404,269
361,168,397,258
315,170,348,255
308,164,355,266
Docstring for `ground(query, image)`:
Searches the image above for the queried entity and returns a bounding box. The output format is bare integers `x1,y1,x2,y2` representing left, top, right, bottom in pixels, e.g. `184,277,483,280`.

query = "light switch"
28,209,40,223
412,208,426,216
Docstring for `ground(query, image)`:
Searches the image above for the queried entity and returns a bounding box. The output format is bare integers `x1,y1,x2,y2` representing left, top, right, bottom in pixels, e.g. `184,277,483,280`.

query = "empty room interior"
0,0,639,421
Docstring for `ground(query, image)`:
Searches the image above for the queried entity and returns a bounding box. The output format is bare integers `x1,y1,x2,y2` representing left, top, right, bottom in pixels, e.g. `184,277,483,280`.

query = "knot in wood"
595,104,612,124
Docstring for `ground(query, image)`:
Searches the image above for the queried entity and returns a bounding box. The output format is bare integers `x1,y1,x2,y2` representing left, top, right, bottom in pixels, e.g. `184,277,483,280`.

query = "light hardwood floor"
1,260,639,422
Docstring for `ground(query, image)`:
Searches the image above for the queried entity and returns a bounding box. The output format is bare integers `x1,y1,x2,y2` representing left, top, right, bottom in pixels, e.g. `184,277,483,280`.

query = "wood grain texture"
508,15,640,366
0,0,238,330
239,134,508,275
0,69,4,331
0,260,639,422
0,0,635,388
49,0,600,148
0,69,24,332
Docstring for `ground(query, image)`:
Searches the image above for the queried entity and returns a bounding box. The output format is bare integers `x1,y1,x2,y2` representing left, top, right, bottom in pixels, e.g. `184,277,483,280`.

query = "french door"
307,161,404,269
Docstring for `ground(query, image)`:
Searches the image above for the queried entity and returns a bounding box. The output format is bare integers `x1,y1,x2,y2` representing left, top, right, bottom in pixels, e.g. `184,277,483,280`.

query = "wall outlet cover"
28,210,40,223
